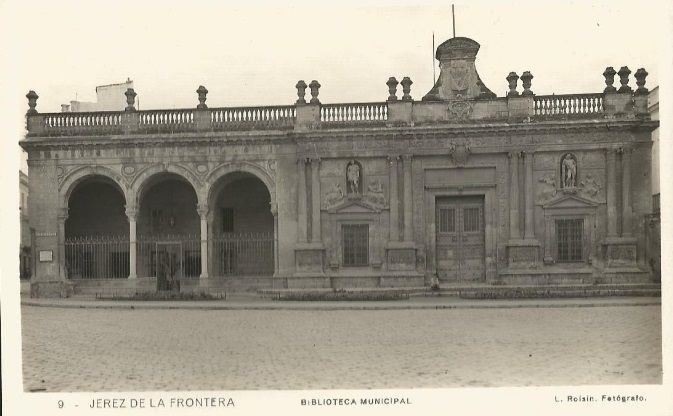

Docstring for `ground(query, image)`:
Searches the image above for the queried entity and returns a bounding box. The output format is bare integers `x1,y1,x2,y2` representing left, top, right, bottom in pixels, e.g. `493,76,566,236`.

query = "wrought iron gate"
213,232,273,276
64,235,130,279
137,234,201,278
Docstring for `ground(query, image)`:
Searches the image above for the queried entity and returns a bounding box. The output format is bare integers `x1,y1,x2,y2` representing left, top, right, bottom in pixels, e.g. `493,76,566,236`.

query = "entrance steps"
258,283,660,300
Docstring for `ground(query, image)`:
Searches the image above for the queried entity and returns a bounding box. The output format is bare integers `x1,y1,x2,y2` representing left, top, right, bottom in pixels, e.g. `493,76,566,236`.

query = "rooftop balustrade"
23,66,651,138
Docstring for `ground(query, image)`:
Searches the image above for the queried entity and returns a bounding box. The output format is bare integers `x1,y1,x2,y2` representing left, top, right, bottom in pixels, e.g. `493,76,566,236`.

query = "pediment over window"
329,198,380,214
542,193,598,210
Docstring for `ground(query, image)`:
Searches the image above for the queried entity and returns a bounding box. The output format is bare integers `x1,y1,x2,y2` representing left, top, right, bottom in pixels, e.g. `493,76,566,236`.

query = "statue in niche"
364,179,386,208
346,160,362,195
323,182,344,209
561,153,577,188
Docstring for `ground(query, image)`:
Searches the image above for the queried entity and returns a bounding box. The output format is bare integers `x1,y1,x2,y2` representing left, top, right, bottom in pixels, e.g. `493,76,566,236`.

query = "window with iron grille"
463,207,481,232
438,208,456,233
342,224,369,267
221,208,234,233
556,218,584,262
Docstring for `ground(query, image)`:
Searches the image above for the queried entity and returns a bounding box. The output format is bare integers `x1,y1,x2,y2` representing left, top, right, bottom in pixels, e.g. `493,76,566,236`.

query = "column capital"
196,204,209,218
507,150,520,159
269,201,278,216
297,157,308,165
57,207,69,221
387,154,400,163
125,206,138,220
308,156,321,163
402,154,413,162
521,149,535,157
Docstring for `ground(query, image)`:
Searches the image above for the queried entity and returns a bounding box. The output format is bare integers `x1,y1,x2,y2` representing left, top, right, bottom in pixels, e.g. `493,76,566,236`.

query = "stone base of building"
30,280,75,298
603,237,638,268
499,266,653,285
506,239,541,268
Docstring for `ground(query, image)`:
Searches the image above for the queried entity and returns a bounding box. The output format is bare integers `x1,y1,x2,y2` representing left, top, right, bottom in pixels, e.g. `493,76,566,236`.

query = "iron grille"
463,207,481,232
438,208,456,233
342,224,369,267
213,232,274,276
221,207,234,232
556,219,584,262
64,235,130,279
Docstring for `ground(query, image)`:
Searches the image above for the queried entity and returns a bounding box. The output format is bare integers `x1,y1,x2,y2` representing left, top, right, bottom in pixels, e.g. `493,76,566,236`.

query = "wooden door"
436,196,485,282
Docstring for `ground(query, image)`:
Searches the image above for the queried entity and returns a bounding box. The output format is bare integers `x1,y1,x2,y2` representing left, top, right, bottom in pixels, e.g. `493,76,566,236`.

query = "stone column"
402,154,413,242
271,202,279,276
125,207,138,279
310,158,321,243
606,148,618,237
388,155,399,242
621,147,633,237
508,151,521,239
523,151,535,239
57,207,68,279
197,205,209,278
297,157,308,243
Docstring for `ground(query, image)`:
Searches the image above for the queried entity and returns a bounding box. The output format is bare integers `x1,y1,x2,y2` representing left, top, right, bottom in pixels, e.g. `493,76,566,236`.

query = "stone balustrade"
24,68,650,137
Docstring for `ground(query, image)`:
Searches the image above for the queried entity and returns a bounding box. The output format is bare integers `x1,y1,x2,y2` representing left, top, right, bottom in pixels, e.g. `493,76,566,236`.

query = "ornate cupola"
422,37,496,101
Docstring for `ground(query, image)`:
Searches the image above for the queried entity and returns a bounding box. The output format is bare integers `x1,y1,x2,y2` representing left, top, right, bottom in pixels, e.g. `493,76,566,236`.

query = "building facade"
19,170,31,280
20,37,658,297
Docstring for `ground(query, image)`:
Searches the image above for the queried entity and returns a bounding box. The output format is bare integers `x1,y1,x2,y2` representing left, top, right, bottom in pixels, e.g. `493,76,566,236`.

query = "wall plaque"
39,250,53,262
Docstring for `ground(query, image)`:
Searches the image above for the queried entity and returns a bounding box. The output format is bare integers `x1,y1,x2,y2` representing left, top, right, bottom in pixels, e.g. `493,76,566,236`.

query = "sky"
0,0,670,169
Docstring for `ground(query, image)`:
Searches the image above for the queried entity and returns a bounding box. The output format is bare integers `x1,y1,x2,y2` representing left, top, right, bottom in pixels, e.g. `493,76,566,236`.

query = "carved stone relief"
362,179,386,210
578,174,601,199
448,144,471,166
322,181,345,210
447,100,473,120
537,174,558,204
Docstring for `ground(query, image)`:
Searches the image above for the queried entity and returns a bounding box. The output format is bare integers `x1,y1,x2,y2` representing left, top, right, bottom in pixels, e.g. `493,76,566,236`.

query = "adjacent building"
20,37,658,297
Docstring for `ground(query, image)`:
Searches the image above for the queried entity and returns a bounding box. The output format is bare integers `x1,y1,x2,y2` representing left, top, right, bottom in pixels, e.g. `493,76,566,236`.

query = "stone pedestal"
506,239,540,269
385,241,417,271
603,237,637,268
30,280,75,298
294,242,325,275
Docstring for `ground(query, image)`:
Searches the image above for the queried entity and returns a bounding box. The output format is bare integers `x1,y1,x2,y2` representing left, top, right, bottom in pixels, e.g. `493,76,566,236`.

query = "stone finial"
634,68,649,95
26,90,39,115
386,77,399,102
617,66,632,93
125,88,137,112
520,71,534,96
506,72,519,97
400,77,413,101
603,67,617,93
308,80,321,104
196,85,208,109
295,80,307,105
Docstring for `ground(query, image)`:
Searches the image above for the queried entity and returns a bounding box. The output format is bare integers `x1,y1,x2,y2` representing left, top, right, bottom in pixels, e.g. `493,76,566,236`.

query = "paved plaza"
21,302,662,391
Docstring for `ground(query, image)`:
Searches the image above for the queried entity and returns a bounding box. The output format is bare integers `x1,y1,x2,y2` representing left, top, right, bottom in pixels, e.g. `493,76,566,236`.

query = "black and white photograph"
1,0,671,414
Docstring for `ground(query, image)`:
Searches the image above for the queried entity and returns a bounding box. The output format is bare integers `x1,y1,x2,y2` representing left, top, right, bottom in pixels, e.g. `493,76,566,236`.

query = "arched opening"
210,172,274,277
136,173,201,283
64,176,128,279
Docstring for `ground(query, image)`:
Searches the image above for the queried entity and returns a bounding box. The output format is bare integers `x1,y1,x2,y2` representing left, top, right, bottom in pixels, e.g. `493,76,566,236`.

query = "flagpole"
432,32,436,84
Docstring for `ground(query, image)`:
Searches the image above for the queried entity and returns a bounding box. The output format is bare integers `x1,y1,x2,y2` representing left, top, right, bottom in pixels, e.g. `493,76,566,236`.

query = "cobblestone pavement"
21,304,661,391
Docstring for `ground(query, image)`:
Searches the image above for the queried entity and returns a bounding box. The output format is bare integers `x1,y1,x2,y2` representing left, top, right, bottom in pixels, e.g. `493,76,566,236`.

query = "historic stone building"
20,37,658,297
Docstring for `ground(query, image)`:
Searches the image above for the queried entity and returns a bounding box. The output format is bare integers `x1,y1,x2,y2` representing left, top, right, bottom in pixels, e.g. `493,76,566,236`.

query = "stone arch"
205,162,276,207
59,165,129,209
130,163,205,207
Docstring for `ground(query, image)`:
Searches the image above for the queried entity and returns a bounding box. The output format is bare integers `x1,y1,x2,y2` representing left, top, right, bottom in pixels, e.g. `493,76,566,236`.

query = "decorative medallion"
122,165,136,176
449,144,471,166
196,164,208,174
447,100,473,120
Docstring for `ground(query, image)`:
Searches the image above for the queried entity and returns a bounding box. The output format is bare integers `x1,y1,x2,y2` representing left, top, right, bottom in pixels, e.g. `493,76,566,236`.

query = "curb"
20,298,662,312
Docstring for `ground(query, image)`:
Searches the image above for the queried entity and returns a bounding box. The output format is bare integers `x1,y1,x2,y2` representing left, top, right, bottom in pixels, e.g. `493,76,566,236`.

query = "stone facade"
20,37,658,297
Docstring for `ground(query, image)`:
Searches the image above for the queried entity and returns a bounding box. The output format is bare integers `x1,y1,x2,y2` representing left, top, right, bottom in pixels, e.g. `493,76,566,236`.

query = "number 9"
58,400,64,409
